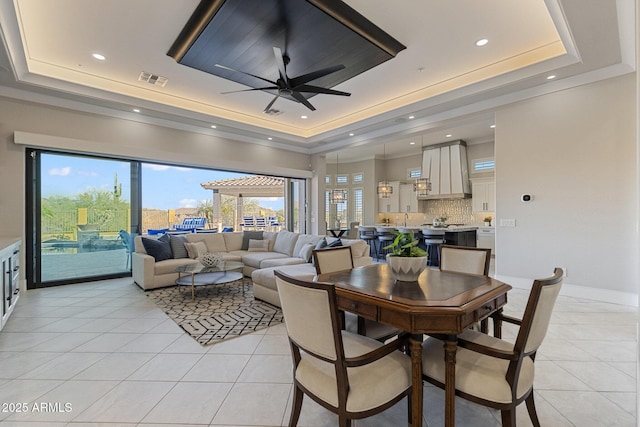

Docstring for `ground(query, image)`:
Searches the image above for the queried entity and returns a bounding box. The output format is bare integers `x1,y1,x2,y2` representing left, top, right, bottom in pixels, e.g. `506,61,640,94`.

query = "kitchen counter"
367,225,478,232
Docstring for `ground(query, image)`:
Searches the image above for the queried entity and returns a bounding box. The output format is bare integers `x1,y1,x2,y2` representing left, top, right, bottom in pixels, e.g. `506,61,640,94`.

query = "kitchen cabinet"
378,181,400,213
472,178,495,212
399,183,418,213
1,239,21,331
444,230,477,247
477,227,496,256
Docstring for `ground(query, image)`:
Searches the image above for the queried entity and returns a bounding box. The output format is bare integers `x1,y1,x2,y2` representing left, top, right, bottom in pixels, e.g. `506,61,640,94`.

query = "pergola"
200,175,285,230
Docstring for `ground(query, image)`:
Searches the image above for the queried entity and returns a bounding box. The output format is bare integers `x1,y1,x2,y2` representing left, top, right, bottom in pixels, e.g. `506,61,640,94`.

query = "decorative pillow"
141,236,173,262
169,235,189,259
248,239,269,252
242,231,263,250
184,241,208,259
315,238,328,250
311,238,327,266
298,243,315,262
327,238,343,248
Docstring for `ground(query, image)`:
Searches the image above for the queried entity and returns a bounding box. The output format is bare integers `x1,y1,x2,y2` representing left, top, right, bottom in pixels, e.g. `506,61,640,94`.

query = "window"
325,190,331,226
473,158,495,172
352,172,363,183
353,188,363,224
336,174,348,184
325,175,331,184
408,168,422,179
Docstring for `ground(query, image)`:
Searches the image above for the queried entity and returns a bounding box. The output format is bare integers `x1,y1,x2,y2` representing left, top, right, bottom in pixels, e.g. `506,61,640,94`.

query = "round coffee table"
175,261,244,300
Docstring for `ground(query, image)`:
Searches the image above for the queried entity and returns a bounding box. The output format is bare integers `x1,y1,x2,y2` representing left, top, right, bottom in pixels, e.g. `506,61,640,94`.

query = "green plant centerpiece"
384,231,428,282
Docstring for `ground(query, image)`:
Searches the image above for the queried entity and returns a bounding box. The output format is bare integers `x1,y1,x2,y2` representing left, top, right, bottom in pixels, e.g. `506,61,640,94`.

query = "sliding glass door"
28,151,134,288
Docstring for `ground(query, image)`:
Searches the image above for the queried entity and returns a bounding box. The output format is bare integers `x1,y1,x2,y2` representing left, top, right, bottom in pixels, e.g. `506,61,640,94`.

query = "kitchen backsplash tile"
424,199,493,225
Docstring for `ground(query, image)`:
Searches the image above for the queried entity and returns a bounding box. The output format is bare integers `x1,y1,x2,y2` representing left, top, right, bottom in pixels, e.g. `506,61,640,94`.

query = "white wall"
495,74,637,304
0,96,312,240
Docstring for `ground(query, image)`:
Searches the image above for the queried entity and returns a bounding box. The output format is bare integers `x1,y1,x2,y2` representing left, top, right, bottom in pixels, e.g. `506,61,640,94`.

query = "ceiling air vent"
138,71,168,87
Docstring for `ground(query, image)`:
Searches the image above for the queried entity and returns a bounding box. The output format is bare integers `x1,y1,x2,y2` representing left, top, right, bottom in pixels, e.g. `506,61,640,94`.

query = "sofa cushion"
242,231,264,250
186,233,227,253
242,252,288,269
141,235,172,262
260,257,307,268
252,264,317,292
273,230,299,256
292,234,323,258
248,239,269,252
169,235,189,259
184,241,207,259
223,232,244,251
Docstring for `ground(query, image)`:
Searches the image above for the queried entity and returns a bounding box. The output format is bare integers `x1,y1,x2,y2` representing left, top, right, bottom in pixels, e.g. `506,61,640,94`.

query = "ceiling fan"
215,47,350,112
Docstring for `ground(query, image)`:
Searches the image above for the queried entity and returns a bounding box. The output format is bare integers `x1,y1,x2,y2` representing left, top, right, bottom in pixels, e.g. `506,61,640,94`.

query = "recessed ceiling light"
349,133,355,137
92,53,106,61
132,108,140,113
409,141,416,145
408,115,415,119
300,115,308,119
268,137,273,141
210,125,217,129
475,38,489,47
445,134,452,138
490,125,496,129
546,74,556,80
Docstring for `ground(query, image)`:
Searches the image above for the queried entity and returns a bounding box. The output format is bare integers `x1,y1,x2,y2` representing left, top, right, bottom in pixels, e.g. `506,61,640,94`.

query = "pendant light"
329,152,347,204
413,137,431,197
377,144,393,198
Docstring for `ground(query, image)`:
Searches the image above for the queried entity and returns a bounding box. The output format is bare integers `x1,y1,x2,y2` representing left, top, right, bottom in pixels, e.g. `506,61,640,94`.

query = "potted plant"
383,231,428,282
483,216,492,226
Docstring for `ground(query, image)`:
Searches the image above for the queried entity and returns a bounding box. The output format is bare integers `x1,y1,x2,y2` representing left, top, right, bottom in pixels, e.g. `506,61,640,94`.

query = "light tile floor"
0,276,636,426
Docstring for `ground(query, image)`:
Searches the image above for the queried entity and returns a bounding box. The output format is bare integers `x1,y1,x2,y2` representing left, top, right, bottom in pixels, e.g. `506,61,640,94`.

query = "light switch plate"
500,219,516,227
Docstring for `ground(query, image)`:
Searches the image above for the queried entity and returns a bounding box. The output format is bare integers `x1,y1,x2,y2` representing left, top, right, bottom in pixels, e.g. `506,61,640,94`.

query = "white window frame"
352,172,364,183
473,157,495,172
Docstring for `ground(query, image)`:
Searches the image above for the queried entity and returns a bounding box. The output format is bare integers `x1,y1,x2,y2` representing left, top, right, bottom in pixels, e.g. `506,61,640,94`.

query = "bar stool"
358,226,378,258
376,226,397,260
422,228,446,267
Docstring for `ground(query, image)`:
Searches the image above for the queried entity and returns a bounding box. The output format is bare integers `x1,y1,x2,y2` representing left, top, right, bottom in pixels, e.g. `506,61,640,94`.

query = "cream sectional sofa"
132,230,372,307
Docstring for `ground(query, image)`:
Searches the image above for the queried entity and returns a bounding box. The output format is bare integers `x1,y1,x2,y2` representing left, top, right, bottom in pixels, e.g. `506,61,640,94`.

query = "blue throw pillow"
142,235,173,261
327,238,343,248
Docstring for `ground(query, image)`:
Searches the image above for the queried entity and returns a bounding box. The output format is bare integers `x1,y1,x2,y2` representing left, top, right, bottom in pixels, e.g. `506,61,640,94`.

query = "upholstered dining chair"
439,245,492,331
274,271,412,427
439,245,491,276
312,246,401,343
421,268,563,427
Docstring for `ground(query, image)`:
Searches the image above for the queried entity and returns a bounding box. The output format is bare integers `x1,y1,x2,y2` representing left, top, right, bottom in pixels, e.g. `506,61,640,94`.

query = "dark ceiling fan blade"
289,64,345,87
214,64,277,87
293,84,350,96
221,86,278,94
264,94,280,112
291,91,316,111
273,47,289,84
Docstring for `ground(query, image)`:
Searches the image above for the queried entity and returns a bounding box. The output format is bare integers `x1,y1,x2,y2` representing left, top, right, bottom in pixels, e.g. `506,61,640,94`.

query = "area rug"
146,281,283,346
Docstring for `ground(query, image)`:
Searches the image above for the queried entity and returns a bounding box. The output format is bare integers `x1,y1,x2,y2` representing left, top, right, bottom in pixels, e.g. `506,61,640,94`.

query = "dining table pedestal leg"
410,334,423,427
443,335,458,427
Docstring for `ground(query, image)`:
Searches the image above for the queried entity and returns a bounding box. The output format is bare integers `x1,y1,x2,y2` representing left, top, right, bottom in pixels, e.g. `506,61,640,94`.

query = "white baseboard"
494,274,639,307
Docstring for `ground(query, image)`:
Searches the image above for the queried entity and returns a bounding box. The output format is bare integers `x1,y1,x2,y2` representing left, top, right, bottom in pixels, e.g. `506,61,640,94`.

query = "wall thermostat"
521,194,533,202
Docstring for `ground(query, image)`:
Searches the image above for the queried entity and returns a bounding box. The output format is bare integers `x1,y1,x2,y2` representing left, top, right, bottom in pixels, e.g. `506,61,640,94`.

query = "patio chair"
254,217,267,229
240,216,255,230
118,229,133,269
267,216,280,230
174,217,207,231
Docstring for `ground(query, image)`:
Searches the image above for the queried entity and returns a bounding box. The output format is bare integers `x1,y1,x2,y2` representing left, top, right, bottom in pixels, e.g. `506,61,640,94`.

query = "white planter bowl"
386,254,428,282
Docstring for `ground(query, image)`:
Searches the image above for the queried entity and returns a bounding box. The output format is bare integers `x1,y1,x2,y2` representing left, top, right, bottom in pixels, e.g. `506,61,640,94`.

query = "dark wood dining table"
322,263,512,427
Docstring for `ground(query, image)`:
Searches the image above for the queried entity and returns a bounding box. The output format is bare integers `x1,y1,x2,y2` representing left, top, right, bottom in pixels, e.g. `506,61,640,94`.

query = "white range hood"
420,140,471,199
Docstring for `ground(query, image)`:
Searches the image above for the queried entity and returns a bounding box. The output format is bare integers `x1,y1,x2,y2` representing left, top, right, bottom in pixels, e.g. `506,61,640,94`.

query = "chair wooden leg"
338,416,351,427
288,386,303,427
500,409,516,427
525,392,542,427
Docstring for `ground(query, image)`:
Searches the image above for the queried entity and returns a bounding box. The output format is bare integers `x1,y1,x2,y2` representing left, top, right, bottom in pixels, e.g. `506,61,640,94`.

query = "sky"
41,153,284,211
